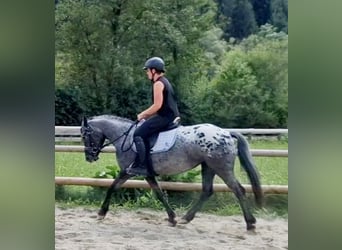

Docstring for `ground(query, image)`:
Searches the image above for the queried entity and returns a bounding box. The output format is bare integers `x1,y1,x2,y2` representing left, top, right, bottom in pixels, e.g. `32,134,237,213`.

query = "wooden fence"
55,177,288,194
55,145,288,157
55,126,288,142
55,126,288,193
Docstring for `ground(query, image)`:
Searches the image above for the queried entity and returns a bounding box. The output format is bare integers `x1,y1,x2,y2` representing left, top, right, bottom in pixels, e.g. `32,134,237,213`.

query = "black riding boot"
127,136,149,176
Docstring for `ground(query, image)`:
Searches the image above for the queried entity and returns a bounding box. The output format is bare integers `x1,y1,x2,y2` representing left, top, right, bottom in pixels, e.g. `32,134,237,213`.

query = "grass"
55,138,288,217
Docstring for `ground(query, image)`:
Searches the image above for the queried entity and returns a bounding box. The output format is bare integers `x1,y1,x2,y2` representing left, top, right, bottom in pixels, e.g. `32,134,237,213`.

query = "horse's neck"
102,120,132,143
99,119,131,147
101,119,135,168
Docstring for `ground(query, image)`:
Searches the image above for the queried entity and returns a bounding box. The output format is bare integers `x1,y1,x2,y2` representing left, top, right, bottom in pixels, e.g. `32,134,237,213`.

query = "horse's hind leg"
98,170,131,219
180,162,215,224
145,176,177,226
217,169,256,230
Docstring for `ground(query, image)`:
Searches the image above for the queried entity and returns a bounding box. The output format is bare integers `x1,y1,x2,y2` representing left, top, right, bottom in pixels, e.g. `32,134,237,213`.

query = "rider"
127,57,180,176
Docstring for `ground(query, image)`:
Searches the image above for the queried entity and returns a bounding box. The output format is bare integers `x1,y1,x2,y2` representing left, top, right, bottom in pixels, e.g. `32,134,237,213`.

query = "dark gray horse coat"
81,115,263,230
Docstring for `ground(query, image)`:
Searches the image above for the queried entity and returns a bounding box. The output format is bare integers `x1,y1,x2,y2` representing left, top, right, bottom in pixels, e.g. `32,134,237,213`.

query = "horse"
80,115,263,230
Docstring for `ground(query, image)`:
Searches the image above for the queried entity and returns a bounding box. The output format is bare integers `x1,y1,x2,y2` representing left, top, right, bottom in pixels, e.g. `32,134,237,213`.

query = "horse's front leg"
145,176,177,226
98,170,131,219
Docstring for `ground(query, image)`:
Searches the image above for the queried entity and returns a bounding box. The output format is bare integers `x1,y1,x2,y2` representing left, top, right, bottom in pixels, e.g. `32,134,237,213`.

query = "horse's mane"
89,115,133,124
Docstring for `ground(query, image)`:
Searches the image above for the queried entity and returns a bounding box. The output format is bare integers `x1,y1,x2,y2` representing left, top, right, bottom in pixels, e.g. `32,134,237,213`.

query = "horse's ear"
82,116,88,127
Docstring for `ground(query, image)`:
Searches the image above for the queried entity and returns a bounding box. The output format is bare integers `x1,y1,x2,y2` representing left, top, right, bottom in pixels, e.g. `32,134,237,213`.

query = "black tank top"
152,76,179,119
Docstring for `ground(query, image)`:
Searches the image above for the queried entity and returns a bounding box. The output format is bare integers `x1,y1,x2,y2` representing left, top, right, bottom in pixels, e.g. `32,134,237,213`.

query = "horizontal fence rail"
55,126,288,136
55,145,288,157
55,126,288,143
55,177,288,194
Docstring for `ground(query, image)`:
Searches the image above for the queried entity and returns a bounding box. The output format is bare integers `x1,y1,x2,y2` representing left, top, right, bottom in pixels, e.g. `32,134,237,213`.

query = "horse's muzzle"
86,155,99,162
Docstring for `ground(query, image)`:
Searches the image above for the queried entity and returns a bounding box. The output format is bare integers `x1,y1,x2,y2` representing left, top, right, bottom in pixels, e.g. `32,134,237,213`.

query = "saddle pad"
150,128,178,154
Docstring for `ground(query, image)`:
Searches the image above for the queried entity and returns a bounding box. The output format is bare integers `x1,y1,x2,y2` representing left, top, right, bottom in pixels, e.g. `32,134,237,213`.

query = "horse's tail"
230,131,263,208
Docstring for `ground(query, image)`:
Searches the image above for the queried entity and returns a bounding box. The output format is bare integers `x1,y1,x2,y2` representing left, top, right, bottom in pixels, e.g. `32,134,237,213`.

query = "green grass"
55,139,287,178
55,139,288,216
55,152,115,177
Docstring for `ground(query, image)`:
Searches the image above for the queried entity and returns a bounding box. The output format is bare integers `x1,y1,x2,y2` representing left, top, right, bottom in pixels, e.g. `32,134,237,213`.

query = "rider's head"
143,57,165,81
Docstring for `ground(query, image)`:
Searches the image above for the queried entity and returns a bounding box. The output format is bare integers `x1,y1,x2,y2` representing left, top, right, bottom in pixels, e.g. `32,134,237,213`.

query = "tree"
230,0,257,39
214,0,234,40
193,24,288,128
198,27,228,80
215,0,257,40
241,26,288,127
55,0,216,124
270,0,288,32
250,0,271,26
55,86,83,125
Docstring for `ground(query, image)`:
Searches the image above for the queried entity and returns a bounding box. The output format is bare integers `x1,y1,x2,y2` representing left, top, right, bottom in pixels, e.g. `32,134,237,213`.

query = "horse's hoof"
168,220,177,227
98,208,107,219
97,210,106,220
178,218,190,224
97,214,105,220
247,223,256,231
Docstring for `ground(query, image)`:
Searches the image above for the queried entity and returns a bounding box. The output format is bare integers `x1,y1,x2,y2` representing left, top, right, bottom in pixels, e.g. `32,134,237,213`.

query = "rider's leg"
127,135,149,176
127,115,170,176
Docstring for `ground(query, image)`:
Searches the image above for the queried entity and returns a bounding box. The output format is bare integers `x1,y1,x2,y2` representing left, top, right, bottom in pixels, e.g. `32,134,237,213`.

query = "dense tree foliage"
215,0,287,40
55,0,287,128
193,25,287,128
215,0,257,40
270,0,288,32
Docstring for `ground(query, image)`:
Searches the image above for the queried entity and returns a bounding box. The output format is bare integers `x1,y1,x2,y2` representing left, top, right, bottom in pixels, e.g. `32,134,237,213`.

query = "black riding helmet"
143,57,165,72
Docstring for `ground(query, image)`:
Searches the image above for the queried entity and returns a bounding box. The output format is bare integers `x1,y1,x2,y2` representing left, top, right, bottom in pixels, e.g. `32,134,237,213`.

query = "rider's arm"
138,81,164,120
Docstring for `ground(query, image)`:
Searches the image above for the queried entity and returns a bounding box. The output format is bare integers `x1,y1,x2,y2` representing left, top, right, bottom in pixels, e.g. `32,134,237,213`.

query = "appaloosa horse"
81,115,263,230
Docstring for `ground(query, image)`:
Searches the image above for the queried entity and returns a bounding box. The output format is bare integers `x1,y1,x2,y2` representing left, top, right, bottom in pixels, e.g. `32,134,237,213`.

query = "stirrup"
126,163,149,176
126,167,149,177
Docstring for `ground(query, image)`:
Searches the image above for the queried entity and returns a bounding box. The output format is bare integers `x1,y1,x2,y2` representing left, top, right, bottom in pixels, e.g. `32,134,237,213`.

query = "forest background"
55,0,288,128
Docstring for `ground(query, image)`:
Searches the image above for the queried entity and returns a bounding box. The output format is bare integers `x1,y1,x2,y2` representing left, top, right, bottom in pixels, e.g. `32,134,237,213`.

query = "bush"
55,86,83,125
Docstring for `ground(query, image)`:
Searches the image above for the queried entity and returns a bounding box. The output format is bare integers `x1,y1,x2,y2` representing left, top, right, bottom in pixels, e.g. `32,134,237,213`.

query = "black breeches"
134,115,172,142
133,115,172,174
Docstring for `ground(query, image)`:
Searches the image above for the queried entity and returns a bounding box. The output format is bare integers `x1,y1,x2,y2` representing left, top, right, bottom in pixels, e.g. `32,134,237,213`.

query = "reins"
99,120,139,152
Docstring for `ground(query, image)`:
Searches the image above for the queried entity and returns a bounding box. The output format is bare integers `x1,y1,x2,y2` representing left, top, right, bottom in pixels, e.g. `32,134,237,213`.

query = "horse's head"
81,117,105,162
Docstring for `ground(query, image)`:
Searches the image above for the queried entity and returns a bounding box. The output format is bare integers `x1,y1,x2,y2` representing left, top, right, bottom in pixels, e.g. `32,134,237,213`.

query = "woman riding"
127,57,180,176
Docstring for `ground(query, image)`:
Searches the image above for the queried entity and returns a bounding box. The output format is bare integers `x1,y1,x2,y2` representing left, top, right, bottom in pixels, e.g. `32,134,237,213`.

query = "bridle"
83,120,139,157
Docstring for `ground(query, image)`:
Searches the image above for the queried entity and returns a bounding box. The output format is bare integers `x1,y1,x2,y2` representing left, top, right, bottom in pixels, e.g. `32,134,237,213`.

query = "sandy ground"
55,206,288,250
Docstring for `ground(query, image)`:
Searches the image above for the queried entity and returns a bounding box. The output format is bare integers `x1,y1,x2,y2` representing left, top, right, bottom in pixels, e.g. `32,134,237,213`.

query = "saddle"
133,117,181,154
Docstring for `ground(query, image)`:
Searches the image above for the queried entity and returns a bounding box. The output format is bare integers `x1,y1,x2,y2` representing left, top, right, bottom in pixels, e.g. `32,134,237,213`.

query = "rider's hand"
137,113,145,121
